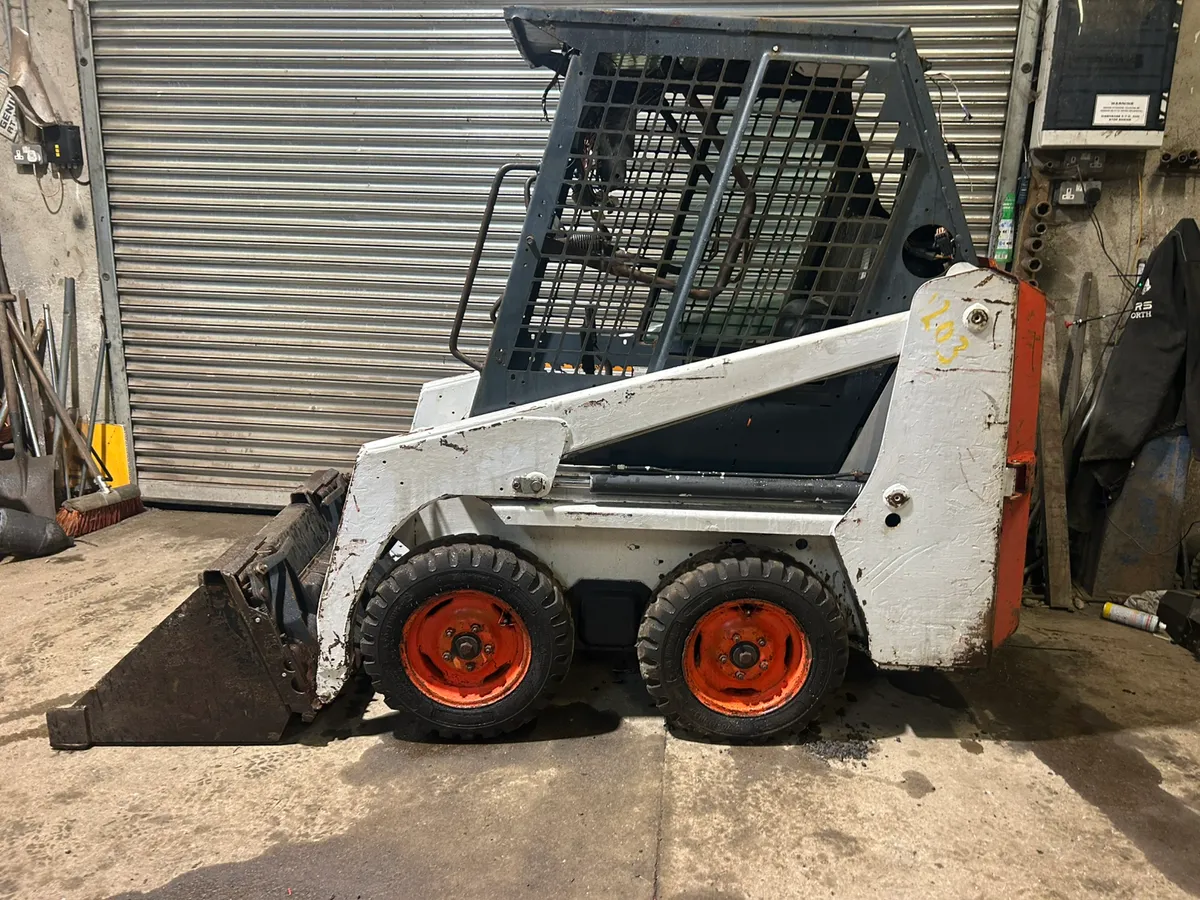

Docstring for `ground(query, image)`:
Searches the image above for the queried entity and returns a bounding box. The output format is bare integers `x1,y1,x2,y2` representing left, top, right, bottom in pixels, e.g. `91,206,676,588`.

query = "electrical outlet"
1054,179,1103,207
13,141,46,166
1062,150,1106,173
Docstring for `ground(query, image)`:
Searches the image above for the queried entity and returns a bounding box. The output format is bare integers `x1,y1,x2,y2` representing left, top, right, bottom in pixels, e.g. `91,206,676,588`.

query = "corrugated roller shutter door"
87,1,1020,506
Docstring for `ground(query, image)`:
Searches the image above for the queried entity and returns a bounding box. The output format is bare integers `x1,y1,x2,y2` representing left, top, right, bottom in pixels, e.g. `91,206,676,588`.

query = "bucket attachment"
47,469,348,749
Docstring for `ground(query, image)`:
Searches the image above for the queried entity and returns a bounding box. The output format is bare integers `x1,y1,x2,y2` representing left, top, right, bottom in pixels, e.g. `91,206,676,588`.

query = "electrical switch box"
41,123,84,171
1032,0,1181,149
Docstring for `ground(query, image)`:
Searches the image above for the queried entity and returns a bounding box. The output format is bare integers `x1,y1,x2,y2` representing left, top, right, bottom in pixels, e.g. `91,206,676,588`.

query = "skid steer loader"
47,7,1044,748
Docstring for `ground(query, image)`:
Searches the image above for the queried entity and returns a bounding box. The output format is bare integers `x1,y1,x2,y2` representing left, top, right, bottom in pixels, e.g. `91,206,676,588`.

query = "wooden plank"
1038,309,1075,609
1064,272,1092,416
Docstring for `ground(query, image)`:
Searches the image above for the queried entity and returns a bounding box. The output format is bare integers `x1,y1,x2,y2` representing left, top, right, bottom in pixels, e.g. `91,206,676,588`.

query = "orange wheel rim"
401,590,532,708
683,600,811,716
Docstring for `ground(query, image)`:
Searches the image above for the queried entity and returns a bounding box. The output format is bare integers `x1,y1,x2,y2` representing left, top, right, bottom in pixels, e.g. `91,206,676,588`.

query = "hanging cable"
37,168,64,215
926,71,975,195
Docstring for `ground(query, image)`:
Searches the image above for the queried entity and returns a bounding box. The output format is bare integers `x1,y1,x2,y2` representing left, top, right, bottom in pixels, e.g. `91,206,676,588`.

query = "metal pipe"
52,277,75,455
6,308,109,492
2,7,10,75
449,161,541,372
648,52,771,373
0,300,26,456
16,377,39,456
79,328,109,496
16,292,45,450
590,471,863,504
42,302,57,387
989,0,1048,257
564,163,755,305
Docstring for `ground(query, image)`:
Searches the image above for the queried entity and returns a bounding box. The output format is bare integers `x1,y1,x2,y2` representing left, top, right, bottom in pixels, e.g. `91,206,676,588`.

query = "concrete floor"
2,510,1199,899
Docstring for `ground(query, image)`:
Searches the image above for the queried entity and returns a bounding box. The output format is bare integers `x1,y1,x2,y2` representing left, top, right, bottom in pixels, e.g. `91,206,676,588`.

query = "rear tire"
637,553,847,742
358,541,573,739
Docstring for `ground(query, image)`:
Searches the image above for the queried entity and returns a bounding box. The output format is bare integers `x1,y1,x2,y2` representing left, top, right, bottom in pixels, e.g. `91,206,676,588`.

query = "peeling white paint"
835,269,1019,667
313,311,908,701
313,266,1023,702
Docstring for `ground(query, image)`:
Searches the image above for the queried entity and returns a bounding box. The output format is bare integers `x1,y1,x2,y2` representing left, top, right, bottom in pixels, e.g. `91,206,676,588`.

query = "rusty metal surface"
46,469,348,749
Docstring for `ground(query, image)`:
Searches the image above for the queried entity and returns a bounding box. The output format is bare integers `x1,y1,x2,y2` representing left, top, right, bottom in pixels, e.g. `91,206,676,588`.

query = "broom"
4,308,144,536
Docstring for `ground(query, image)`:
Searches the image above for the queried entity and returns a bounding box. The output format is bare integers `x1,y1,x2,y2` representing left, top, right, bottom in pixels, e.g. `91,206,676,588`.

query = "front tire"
358,541,574,739
637,553,847,741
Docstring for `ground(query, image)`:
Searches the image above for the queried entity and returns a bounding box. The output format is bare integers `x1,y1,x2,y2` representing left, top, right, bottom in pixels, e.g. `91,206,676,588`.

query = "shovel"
0,247,55,518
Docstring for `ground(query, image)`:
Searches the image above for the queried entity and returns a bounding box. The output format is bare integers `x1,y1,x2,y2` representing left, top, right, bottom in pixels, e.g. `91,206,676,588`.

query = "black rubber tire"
637,554,848,742
358,541,574,739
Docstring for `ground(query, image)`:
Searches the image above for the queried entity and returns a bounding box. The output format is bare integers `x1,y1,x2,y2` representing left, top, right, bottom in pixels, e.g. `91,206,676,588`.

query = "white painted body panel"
313,265,1020,703
835,267,1018,667
410,371,479,431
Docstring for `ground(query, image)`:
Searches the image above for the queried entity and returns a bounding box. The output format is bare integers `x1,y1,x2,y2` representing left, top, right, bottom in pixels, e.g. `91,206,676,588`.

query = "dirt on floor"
2,509,1199,899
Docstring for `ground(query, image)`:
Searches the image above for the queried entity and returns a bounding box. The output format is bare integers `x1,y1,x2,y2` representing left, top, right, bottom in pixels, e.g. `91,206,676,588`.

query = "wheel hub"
683,600,812,717
400,589,532,708
452,633,483,660
730,641,760,669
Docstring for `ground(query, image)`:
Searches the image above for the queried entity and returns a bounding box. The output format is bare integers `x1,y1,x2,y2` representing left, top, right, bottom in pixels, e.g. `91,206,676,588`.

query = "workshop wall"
1036,0,1200,373
1,0,101,412
1033,0,1200,561
6,1,1198,505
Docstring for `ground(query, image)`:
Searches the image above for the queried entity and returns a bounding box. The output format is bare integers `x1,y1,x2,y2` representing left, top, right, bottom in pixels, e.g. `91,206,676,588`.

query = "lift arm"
313,310,909,700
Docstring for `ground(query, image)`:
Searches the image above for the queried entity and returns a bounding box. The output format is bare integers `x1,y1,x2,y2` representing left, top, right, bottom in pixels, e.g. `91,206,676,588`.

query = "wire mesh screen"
510,53,908,376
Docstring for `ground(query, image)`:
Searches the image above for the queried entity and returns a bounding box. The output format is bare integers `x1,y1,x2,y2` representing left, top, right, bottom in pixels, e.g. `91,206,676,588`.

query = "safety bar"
449,161,541,371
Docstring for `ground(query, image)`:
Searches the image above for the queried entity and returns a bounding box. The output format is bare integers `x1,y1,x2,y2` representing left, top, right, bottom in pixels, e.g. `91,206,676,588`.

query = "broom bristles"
56,494,145,538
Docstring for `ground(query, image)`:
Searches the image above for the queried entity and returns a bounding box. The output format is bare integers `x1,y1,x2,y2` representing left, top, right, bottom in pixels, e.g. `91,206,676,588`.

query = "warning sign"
0,91,20,143
1092,95,1150,127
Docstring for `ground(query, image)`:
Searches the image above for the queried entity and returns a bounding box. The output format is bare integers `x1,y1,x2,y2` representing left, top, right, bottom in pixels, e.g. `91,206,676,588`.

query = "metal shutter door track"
82,0,1021,506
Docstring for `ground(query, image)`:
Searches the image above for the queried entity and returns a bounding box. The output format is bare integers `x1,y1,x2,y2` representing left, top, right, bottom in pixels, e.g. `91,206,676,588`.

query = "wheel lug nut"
757,637,766,647
718,654,728,663
732,633,741,642
484,644,493,654
759,660,768,669
735,671,745,680
445,627,455,637
471,623,482,633
466,662,476,672
442,651,452,661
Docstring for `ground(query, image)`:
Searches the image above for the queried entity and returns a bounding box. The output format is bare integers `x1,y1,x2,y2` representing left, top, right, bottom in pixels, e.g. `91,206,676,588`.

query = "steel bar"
647,53,770,372
449,160,540,372
5,308,108,492
51,277,75,459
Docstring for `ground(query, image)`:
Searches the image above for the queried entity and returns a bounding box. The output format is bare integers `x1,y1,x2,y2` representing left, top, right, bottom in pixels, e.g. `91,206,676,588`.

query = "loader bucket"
46,469,348,749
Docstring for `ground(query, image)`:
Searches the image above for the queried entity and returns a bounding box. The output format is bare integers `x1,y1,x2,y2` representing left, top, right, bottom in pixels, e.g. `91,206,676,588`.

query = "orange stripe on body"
992,280,1046,648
